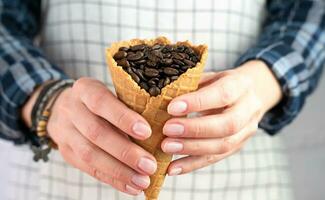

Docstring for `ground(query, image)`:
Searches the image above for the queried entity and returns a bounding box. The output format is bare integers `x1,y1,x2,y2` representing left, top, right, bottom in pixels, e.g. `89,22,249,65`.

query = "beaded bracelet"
30,79,75,162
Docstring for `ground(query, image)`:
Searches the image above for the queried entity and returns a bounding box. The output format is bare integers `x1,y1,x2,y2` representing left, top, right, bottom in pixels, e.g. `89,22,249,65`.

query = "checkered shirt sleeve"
0,0,67,144
236,0,325,135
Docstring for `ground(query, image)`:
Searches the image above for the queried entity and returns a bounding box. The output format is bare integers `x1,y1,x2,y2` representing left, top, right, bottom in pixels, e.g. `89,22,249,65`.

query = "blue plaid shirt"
0,0,324,144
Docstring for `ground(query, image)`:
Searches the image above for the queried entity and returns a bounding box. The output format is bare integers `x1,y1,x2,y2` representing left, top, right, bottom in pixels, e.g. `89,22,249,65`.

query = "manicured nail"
131,174,150,188
132,122,151,138
138,157,157,174
168,101,187,115
168,167,182,176
163,123,184,136
126,185,142,195
163,141,183,153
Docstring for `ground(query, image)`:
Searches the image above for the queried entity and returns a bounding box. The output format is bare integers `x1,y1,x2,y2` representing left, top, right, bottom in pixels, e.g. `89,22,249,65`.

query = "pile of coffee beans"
113,43,200,96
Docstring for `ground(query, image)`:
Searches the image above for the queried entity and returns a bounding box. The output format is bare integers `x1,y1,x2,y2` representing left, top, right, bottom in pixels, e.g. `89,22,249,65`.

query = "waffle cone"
106,36,208,200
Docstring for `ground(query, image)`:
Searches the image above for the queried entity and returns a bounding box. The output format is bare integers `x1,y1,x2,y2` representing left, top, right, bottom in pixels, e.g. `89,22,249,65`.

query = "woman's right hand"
35,78,156,195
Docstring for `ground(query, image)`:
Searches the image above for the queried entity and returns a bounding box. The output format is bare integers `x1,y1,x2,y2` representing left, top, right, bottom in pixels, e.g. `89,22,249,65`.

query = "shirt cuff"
0,58,68,144
235,42,304,135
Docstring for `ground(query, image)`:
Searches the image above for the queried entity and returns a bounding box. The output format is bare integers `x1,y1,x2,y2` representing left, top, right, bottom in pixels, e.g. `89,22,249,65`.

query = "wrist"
235,60,283,113
21,82,52,128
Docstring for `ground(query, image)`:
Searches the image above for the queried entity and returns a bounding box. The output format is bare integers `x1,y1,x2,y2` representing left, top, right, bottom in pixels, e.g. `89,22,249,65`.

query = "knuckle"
88,90,108,112
192,122,204,138
79,145,93,162
120,145,135,162
219,81,236,105
226,113,243,135
193,95,204,111
116,111,129,129
219,138,234,153
111,165,123,180
85,120,104,141
73,77,89,92
205,155,217,164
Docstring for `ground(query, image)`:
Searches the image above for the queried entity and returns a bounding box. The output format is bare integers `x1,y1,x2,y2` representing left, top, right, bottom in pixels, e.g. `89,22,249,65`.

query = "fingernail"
163,141,183,153
126,185,142,195
132,122,151,138
163,123,184,136
168,101,187,115
169,167,182,176
131,174,150,188
138,157,157,174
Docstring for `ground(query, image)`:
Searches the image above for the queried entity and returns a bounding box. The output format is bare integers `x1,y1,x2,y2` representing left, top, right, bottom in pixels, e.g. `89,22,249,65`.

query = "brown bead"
37,131,47,137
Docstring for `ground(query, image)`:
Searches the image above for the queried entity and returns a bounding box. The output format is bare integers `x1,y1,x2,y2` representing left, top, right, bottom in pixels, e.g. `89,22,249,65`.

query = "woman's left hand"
161,60,282,176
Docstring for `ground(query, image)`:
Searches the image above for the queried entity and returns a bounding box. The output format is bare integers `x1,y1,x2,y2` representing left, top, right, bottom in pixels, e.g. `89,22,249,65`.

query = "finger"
60,146,142,196
68,99,157,175
167,72,252,115
166,122,257,175
162,120,257,155
73,77,151,139
167,149,238,176
64,126,150,189
198,72,219,85
163,92,261,138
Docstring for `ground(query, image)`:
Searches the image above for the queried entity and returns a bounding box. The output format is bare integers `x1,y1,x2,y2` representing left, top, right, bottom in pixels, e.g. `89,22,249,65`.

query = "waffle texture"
106,36,208,200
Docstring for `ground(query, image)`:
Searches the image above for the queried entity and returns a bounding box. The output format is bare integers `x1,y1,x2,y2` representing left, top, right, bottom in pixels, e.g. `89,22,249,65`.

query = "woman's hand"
23,77,157,196
161,60,282,176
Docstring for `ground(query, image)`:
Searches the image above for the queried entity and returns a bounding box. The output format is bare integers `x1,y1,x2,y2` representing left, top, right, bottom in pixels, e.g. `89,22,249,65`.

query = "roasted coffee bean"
147,60,157,67
116,58,130,68
173,59,185,66
148,52,158,62
183,59,195,67
125,66,133,74
130,62,136,68
127,51,144,61
170,75,179,81
164,77,171,86
190,56,199,63
162,58,173,65
134,59,146,65
164,67,179,76
139,82,149,91
152,50,163,59
130,72,140,83
148,79,156,86
171,64,180,68
149,86,160,96
152,44,162,50
176,45,185,52
164,53,172,58
114,51,127,60
181,65,190,71
130,44,146,51
144,68,159,77
119,47,129,51
158,79,165,89
134,69,147,81
185,48,195,55
172,52,185,60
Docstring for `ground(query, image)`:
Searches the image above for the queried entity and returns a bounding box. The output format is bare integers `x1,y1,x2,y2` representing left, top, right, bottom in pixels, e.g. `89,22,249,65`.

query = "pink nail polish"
169,167,182,176
131,174,150,188
168,101,187,115
163,141,183,153
126,185,142,195
132,122,151,138
138,157,157,174
163,123,184,136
